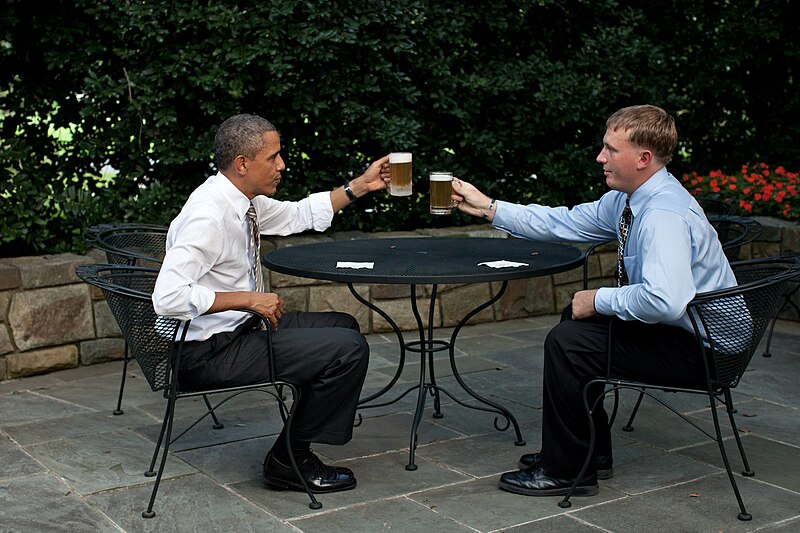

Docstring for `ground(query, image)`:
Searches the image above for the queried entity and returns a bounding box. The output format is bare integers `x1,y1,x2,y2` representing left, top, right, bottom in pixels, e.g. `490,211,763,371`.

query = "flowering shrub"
682,163,799,221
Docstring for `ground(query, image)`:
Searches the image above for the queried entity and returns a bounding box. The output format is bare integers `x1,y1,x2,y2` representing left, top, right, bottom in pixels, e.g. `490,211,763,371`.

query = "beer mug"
389,152,413,196
429,172,454,215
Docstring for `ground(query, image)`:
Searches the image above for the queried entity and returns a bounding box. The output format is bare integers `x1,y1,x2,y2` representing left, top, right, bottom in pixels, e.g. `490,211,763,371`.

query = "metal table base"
351,281,525,470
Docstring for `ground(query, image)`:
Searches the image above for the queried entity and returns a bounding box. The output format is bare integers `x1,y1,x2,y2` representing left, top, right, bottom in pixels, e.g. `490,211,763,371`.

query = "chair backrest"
689,257,799,389
708,216,762,262
84,224,168,268
75,264,181,393
695,195,738,217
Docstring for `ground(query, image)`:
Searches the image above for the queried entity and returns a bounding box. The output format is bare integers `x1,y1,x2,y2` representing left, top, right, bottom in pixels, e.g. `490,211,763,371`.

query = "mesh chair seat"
75,264,322,516
558,256,800,521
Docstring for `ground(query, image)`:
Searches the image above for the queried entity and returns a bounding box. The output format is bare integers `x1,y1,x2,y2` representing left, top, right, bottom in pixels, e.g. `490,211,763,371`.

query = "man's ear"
637,149,653,169
232,154,248,175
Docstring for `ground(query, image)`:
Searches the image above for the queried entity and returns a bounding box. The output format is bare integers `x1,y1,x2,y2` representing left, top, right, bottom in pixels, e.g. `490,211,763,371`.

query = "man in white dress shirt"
153,113,390,493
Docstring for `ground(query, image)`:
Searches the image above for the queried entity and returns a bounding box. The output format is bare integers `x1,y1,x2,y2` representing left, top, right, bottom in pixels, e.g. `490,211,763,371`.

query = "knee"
544,320,573,359
335,328,370,367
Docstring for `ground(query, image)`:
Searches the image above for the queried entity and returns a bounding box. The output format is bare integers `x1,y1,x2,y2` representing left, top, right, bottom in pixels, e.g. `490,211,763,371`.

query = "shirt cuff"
594,286,613,316
188,284,216,318
309,191,335,231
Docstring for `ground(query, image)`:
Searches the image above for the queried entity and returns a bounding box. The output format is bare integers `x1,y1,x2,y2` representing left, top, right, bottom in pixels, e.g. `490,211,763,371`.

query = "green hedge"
2,0,798,255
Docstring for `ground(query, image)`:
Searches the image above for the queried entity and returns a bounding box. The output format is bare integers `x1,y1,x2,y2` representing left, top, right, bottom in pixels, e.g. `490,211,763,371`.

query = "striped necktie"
246,203,267,330
246,203,265,293
617,198,633,287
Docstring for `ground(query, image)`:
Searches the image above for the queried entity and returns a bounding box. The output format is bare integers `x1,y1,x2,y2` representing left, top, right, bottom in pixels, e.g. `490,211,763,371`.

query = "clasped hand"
251,292,284,330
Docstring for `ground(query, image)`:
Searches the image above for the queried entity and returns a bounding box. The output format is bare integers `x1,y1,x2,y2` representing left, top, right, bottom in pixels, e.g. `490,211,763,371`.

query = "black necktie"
617,198,632,287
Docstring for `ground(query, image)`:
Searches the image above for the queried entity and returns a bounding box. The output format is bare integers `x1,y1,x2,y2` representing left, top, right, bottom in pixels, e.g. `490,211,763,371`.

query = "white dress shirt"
152,172,334,341
492,168,738,334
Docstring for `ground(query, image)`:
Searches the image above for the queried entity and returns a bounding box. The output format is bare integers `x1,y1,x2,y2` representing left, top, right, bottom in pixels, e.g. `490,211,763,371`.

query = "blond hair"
606,105,677,165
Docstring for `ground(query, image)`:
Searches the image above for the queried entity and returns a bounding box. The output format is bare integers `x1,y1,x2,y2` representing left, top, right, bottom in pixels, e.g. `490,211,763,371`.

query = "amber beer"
389,152,413,196
429,172,454,215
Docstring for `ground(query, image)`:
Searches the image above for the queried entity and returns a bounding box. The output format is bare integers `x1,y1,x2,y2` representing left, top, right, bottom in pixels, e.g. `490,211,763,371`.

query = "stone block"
372,296,440,333
753,216,784,241
0,355,5,380
330,231,373,241
554,281,583,311
492,277,556,319
552,264,584,285
93,300,122,338
440,283,494,327
598,252,618,277
0,254,92,289
0,325,13,355
309,284,370,333
6,345,78,378
277,286,308,313
372,284,411,300
268,270,329,288
751,241,781,259
9,284,94,351
79,338,125,365
0,263,21,291
783,224,800,255
0,291,11,322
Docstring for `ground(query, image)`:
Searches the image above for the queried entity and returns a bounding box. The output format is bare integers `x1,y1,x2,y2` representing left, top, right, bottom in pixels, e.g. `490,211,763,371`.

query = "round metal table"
264,236,584,469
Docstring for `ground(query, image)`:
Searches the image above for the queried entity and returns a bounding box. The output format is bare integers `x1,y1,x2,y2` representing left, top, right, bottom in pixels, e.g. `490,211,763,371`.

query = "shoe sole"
264,475,357,494
517,460,613,480
498,479,599,497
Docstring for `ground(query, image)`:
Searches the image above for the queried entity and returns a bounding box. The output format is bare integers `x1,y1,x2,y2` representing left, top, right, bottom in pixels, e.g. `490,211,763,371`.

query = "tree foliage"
2,0,798,255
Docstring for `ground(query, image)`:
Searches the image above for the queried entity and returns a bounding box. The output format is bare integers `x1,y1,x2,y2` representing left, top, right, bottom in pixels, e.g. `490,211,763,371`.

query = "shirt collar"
211,171,252,221
628,166,669,216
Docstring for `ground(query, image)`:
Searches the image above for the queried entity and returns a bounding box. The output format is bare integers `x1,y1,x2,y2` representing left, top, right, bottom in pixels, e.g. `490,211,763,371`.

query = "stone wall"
1,218,798,381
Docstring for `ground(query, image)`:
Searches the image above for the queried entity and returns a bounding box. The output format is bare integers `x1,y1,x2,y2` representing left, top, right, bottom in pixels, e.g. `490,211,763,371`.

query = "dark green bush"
2,0,798,255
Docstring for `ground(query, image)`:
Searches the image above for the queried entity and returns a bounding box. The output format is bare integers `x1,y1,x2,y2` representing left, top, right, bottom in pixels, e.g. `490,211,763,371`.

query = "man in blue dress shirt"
451,104,736,497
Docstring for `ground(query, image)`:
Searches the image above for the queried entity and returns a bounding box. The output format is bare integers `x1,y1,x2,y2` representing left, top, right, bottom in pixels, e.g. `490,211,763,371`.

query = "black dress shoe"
263,451,356,493
518,452,613,480
498,466,598,497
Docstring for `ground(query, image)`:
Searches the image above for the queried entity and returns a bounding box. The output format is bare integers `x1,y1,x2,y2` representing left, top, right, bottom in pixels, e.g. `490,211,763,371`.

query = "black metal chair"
84,224,170,415
84,223,168,269
558,256,800,520
694,194,738,217
762,276,800,357
708,216,763,262
74,264,321,517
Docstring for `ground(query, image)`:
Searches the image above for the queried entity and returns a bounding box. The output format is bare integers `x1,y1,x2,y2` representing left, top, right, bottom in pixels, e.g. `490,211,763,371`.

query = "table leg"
445,281,526,445
353,281,526,471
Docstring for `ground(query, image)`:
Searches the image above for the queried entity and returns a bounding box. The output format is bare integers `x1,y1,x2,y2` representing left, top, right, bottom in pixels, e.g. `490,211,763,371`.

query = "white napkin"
478,260,529,268
336,261,375,269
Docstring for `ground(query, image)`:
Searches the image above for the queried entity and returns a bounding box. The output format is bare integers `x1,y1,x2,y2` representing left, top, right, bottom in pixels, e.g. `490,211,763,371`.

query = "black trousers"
179,311,369,445
539,306,706,477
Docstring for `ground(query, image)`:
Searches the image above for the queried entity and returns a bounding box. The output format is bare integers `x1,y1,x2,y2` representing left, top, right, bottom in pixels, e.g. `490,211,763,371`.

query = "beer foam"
429,172,453,181
389,152,412,163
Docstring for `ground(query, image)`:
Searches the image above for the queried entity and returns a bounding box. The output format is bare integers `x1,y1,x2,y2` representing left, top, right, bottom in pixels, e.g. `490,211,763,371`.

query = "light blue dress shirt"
492,167,737,333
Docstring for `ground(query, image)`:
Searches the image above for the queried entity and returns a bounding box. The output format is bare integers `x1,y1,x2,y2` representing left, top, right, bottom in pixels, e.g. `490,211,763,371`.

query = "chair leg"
281,384,322,510
723,390,754,476
607,389,620,428
708,393,752,521
202,394,224,429
761,313,779,358
143,394,179,518
622,389,646,431
559,382,604,509
114,342,130,415
145,397,172,477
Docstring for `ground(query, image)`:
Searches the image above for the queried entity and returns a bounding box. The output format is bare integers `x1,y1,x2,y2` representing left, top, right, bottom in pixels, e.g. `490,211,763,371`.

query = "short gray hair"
214,114,277,170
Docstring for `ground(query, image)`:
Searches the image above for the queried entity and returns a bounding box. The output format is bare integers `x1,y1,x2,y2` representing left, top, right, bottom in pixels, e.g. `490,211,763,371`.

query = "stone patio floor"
1,315,799,532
